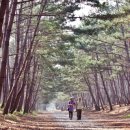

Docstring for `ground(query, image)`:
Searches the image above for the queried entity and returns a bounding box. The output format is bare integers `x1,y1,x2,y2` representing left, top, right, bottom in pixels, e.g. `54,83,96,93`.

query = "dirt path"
53,111,130,130
0,111,130,130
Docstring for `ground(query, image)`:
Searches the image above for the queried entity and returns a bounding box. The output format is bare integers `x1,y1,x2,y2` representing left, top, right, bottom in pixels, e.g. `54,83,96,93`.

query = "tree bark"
0,0,9,47
83,74,100,111
0,0,17,98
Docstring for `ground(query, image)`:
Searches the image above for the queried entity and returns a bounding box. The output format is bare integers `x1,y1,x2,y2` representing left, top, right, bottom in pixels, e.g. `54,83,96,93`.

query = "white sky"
67,0,116,27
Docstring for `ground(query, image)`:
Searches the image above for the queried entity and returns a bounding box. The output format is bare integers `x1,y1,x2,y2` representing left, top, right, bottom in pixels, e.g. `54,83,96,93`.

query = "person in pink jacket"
68,97,76,120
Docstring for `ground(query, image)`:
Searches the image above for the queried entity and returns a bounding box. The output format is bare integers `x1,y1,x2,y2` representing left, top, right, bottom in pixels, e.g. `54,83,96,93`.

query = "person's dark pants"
77,109,82,120
69,111,73,120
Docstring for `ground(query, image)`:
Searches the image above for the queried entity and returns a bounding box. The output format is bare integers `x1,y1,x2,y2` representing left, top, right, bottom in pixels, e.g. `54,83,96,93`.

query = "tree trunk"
99,72,113,111
0,0,17,99
83,74,100,111
0,0,9,47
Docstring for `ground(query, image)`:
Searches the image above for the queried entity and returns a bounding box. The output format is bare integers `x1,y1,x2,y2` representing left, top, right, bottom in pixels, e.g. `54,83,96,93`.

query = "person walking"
76,97,84,120
68,97,75,120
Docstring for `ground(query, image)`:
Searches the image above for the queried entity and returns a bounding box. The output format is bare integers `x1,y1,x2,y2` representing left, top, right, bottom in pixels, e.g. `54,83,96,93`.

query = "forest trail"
0,111,130,130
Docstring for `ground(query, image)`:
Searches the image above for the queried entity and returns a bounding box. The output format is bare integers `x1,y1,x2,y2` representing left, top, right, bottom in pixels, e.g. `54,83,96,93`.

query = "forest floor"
0,106,130,129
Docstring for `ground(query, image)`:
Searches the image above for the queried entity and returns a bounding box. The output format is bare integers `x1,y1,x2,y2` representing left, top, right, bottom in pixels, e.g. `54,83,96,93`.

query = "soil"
84,105,130,129
0,106,130,130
